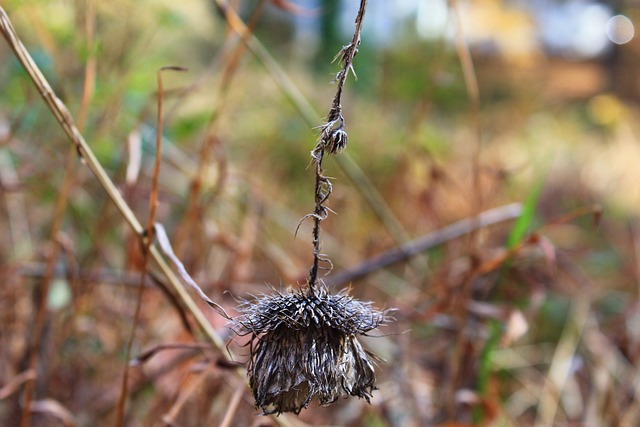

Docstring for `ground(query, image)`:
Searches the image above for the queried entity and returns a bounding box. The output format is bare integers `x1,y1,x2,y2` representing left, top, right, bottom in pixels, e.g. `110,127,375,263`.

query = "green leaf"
506,178,544,249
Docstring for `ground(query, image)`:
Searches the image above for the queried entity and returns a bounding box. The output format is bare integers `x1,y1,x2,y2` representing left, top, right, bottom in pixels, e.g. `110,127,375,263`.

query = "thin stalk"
307,154,330,292
306,0,368,292
212,0,414,268
114,66,183,427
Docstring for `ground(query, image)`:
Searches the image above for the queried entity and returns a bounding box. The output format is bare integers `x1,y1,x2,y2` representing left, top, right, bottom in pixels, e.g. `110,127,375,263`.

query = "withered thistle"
234,0,391,416
235,287,390,415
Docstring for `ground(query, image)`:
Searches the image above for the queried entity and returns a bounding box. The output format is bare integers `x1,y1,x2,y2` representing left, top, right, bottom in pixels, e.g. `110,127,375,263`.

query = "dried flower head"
319,115,348,155
235,287,390,415
325,127,348,154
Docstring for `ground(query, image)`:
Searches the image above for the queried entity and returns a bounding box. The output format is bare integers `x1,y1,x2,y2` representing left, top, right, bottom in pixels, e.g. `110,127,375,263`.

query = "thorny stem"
307,0,368,293
329,0,368,114
307,155,330,293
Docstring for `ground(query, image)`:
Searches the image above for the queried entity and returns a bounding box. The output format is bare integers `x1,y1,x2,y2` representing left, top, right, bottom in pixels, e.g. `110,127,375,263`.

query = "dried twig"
316,0,368,155
325,203,523,287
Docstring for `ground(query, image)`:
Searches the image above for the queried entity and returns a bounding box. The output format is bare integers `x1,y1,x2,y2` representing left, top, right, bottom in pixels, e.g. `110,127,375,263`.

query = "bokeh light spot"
605,15,634,45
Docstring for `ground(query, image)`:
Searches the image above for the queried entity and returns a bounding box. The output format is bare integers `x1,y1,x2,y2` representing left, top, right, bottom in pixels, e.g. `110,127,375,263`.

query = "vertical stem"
114,66,184,426
308,154,325,293
306,0,368,293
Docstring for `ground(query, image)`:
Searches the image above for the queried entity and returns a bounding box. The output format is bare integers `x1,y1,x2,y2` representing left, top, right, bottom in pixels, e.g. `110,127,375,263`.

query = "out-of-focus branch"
326,203,523,287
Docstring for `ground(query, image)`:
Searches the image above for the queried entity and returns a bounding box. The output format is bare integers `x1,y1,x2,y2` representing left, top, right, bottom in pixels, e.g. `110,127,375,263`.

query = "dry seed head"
320,115,348,154
325,127,348,154
234,287,391,415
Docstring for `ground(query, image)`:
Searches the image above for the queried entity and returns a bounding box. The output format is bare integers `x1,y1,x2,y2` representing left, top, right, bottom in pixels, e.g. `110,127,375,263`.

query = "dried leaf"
154,223,230,319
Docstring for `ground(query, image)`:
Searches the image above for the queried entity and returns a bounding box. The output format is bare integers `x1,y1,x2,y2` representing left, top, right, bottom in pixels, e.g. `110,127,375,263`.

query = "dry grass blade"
0,5,225,353
0,370,36,400
76,0,96,131
125,129,142,186
161,366,214,426
534,296,590,426
148,66,187,239
219,382,246,427
154,223,231,322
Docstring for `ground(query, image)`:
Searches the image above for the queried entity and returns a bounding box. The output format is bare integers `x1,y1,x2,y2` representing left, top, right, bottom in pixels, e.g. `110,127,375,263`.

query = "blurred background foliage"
1,0,640,426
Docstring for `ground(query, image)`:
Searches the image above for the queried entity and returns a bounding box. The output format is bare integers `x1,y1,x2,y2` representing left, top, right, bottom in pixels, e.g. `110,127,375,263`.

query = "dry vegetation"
1,1,640,426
